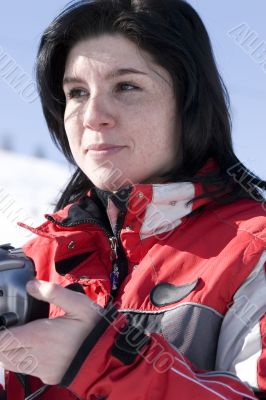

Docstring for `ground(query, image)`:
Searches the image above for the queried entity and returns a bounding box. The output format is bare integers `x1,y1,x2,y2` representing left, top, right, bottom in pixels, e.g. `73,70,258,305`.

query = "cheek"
64,104,83,135
136,104,176,149
64,111,82,143
64,126,81,161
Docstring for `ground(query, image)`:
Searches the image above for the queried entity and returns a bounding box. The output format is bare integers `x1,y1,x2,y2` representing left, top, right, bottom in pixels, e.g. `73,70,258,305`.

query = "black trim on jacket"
60,304,119,387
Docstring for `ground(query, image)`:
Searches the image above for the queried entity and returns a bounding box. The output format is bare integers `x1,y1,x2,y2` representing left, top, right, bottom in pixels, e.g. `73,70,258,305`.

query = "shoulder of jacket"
208,199,266,243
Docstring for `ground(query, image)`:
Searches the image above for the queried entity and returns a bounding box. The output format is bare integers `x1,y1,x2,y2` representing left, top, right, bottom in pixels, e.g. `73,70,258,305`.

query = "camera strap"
24,384,50,400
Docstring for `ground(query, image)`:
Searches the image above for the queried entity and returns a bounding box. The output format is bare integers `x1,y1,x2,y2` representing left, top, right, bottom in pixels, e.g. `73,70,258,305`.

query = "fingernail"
26,280,40,293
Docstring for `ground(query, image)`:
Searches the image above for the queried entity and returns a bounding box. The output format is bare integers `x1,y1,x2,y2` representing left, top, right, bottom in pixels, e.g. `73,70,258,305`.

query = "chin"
88,169,131,192
88,168,154,192
91,178,125,192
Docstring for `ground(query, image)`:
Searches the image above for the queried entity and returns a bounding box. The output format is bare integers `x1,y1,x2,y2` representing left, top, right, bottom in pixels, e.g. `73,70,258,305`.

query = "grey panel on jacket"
121,303,223,371
161,304,223,371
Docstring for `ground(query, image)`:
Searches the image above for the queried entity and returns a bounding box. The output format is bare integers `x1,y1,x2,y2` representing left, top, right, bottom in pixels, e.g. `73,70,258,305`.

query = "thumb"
26,279,93,318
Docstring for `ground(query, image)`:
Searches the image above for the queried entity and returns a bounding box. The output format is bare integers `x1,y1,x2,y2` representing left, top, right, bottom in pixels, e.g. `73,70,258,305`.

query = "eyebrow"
63,68,148,86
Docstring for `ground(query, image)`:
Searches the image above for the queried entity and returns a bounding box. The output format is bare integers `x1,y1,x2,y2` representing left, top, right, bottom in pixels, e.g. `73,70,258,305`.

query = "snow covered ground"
0,150,72,385
0,150,72,248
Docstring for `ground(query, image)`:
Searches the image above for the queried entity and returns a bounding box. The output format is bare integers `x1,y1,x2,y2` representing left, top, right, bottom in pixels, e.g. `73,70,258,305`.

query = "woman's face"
63,34,179,191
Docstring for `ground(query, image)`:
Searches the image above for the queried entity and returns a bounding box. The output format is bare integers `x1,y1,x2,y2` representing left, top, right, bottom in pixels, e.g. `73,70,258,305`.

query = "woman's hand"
0,280,103,385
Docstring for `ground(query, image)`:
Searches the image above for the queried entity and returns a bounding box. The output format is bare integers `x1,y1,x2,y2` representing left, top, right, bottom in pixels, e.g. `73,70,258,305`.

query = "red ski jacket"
3,180,266,399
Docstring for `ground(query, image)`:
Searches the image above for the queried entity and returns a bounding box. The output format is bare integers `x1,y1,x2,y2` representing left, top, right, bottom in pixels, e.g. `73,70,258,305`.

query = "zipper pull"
109,236,118,260
109,236,119,292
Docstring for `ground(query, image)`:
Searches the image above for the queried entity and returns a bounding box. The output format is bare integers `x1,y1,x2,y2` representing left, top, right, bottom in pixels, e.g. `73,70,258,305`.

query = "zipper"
109,236,119,291
109,236,118,259
110,211,128,295
46,214,128,295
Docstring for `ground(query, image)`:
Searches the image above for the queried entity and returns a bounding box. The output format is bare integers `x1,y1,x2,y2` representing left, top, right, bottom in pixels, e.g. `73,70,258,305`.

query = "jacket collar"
93,180,212,239
41,159,217,238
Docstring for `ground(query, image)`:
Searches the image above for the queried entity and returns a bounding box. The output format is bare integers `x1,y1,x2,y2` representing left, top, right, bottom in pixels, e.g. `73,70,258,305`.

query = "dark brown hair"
36,0,266,210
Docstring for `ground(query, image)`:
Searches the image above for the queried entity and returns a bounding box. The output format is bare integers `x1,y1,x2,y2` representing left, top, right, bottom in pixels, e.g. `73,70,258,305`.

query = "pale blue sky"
0,0,265,178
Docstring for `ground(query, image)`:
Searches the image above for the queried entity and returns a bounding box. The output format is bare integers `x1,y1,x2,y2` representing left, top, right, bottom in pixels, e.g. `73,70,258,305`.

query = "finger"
0,347,38,375
0,326,30,351
26,280,93,318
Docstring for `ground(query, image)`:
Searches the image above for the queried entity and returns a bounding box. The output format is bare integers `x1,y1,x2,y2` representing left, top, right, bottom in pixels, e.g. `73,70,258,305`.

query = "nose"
82,95,116,130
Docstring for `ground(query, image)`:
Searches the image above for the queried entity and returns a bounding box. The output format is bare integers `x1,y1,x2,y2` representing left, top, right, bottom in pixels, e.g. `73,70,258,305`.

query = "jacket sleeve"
216,251,266,395
60,303,258,400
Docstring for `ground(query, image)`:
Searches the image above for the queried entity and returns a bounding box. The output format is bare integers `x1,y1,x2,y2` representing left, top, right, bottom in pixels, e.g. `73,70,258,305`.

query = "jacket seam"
119,302,224,318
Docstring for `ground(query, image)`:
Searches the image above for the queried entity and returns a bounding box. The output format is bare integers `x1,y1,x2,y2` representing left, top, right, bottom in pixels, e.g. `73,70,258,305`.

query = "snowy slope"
0,150,72,248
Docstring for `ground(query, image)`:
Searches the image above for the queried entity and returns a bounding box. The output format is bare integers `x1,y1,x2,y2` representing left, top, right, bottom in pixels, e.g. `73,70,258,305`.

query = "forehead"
65,34,150,72
64,34,171,84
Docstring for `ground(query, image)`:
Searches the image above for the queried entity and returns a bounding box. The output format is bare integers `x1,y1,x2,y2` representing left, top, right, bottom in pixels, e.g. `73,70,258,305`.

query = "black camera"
0,244,49,328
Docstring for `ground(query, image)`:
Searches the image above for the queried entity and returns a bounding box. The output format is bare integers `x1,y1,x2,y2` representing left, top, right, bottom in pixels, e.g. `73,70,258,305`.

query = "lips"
85,143,127,159
87,144,125,151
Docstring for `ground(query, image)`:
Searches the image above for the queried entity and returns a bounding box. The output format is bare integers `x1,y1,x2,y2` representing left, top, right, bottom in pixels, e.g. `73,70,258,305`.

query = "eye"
66,88,89,100
116,82,140,92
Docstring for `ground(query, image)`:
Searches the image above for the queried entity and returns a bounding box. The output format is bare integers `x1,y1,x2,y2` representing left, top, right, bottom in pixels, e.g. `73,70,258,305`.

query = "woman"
0,0,265,399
